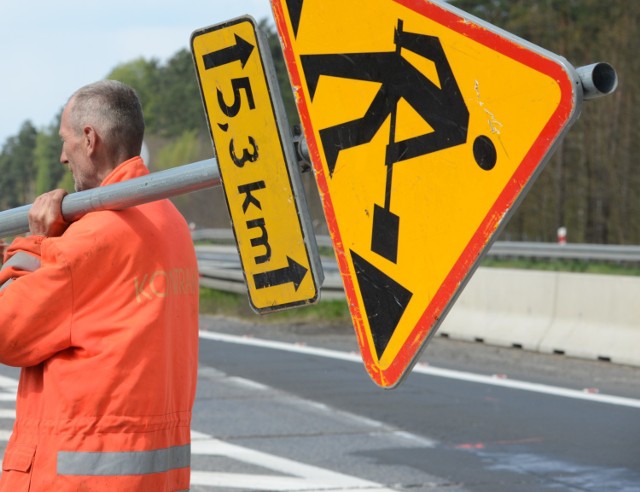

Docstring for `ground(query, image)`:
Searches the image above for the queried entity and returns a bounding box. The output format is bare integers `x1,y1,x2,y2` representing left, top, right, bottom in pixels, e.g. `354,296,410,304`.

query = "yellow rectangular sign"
192,16,322,312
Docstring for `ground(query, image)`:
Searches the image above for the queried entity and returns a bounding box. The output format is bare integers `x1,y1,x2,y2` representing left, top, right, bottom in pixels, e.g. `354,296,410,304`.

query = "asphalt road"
1,314,639,491
194,315,640,491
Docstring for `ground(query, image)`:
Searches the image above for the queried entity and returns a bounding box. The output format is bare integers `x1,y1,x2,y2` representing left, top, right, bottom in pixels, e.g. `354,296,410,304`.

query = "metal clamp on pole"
292,125,312,174
0,158,221,239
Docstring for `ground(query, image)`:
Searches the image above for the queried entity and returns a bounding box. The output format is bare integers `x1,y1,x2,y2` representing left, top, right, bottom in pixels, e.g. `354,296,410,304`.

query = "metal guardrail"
195,242,345,300
487,241,640,262
195,230,640,301
197,261,346,301
192,228,335,248
193,229,640,263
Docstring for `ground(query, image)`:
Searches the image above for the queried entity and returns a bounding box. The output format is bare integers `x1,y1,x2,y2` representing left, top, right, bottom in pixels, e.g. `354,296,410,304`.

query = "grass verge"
199,287,351,324
481,257,640,276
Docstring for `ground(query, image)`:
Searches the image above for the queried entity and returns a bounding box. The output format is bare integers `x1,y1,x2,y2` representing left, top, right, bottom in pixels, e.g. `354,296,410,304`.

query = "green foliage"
199,287,255,318
156,49,210,138
56,170,76,194
481,256,640,277
199,286,351,323
258,18,300,127
107,57,162,131
34,117,65,195
106,50,208,139
266,298,351,324
0,121,37,208
451,0,640,244
154,129,203,170
0,151,15,209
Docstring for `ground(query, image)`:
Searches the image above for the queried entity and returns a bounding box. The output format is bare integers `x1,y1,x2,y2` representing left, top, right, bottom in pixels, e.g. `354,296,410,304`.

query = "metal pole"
576,62,618,100
0,158,221,238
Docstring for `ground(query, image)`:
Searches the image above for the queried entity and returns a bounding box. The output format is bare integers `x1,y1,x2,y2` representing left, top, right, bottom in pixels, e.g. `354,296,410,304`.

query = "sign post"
271,0,613,386
0,159,220,239
191,16,323,313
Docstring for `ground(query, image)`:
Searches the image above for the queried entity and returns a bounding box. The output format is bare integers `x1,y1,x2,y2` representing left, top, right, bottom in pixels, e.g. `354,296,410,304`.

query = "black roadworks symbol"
299,19,497,359
301,19,496,265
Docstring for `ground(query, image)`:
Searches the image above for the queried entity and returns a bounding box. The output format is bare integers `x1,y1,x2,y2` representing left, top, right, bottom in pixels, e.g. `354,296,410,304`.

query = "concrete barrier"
196,244,640,367
541,273,640,365
439,267,640,367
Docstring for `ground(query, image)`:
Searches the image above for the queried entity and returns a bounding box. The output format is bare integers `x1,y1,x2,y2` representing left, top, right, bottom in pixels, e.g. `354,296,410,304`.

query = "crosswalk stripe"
0,376,18,389
190,436,395,491
0,374,394,491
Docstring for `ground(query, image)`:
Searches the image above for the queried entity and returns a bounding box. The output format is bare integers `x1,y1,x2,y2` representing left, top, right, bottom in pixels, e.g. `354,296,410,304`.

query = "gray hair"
68,80,145,160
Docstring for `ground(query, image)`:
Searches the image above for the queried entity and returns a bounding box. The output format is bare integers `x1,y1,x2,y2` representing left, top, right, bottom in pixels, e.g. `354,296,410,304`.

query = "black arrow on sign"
253,257,308,291
203,34,255,70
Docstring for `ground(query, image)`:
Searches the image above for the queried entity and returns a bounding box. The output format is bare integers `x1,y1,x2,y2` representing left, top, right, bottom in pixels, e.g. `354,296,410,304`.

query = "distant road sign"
272,0,580,386
192,16,322,313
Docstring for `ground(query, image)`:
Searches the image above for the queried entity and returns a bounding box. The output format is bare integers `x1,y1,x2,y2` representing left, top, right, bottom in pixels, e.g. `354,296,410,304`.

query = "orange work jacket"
0,157,199,491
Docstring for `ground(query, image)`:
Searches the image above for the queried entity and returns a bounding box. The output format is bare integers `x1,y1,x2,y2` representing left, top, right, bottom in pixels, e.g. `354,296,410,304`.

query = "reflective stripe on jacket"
0,157,199,491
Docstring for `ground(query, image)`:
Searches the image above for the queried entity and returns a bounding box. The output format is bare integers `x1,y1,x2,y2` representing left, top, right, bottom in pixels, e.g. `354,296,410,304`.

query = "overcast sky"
0,0,274,146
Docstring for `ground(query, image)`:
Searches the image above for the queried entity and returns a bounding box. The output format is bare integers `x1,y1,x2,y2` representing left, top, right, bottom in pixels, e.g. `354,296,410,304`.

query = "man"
0,80,199,491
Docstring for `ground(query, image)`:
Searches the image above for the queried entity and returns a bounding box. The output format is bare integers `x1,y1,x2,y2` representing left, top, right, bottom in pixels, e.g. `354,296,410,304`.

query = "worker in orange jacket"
0,80,199,491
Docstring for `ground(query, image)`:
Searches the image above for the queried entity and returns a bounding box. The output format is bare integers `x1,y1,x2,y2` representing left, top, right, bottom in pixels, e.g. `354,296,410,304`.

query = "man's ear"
83,126,97,156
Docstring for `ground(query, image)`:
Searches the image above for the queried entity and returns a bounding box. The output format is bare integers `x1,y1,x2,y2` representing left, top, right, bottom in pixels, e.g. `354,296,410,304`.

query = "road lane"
197,321,640,491
0,358,459,491
191,364,460,491
1,313,639,491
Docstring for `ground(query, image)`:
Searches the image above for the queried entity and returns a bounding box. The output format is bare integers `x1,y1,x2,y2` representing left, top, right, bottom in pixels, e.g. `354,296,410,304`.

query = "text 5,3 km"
191,16,322,313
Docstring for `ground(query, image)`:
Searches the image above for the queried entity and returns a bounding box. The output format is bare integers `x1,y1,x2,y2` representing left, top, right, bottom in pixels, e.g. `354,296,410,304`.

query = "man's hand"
28,189,70,237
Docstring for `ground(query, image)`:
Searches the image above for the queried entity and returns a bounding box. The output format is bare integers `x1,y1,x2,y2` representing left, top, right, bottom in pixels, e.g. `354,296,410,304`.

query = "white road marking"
190,434,396,491
0,375,17,403
0,375,18,389
227,375,270,391
0,374,397,491
200,331,640,409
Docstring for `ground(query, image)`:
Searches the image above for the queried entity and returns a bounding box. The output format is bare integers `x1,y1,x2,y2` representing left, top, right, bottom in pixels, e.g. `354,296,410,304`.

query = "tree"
34,113,65,195
452,0,638,244
0,121,37,208
108,57,162,132
258,18,300,127
0,147,17,209
155,49,209,138
107,50,208,139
